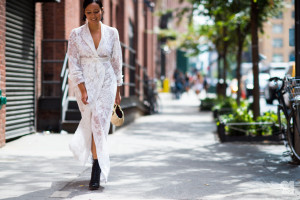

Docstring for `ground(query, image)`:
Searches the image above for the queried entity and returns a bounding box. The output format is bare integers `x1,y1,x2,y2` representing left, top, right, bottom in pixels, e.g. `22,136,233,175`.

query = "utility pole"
294,0,300,161
296,0,300,75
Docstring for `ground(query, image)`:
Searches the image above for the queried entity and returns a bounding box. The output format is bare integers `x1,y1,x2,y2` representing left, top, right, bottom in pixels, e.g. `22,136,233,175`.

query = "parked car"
265,62,290,104
245,73,270,98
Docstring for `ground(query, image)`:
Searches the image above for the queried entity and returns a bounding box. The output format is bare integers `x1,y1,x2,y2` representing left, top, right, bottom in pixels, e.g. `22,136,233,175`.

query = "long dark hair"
82,0,104,21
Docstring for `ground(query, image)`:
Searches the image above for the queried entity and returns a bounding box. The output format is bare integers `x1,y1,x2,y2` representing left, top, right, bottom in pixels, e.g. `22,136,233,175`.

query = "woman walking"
67,0,123,190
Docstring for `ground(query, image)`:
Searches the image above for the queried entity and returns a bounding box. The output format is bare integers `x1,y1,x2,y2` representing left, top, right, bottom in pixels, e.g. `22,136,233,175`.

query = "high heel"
89,159,101,190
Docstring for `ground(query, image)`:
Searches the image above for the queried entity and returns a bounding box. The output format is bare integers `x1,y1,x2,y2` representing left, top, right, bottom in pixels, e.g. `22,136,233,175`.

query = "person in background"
203,75,209,97
175,71,185,99
193,72,204,96
184,72,190,92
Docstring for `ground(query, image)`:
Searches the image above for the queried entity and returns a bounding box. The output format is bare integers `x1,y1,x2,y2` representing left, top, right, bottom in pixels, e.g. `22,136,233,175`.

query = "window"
272,54,283,62
292,11,295,19
272,39,283,48
290,52,295,61
272,24,283,33
274,11,283,19
128,20,135,96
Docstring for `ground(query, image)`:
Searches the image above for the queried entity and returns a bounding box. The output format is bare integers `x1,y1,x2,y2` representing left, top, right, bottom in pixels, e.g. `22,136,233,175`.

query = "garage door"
5,0,35,139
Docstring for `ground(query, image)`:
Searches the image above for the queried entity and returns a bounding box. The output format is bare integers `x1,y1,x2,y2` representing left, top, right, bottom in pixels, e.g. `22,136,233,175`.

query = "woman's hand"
78,82,89,105
115,86,121,105
81,91,89,105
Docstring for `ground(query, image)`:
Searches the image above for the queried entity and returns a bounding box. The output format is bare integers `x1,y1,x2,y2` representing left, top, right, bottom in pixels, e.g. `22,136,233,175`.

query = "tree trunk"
236,24,244,105
251,0,260,119
217,54,222,80
221,27,228,97
216,53,223,97
216,40,222,81
216,39,223,96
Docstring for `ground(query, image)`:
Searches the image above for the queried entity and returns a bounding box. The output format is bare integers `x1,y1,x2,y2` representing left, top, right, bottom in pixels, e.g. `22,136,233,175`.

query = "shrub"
200,97,218,111
255,111,284,136
217,100,279,136
220,107,255,136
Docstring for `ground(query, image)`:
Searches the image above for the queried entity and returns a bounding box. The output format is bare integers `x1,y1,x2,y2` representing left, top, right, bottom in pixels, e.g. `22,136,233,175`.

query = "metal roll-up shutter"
5,0,35,139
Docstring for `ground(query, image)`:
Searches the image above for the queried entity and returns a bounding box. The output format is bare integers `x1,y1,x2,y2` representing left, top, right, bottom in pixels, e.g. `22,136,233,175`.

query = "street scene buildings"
0,0,189,145
260,0,295,64
1,0,300,199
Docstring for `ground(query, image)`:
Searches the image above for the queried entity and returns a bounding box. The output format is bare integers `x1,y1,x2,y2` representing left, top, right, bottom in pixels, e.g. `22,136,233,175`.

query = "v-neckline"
87,21,103,51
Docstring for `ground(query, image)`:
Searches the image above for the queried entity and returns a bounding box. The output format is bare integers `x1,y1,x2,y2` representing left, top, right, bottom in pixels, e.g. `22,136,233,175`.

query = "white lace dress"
67,22,123,182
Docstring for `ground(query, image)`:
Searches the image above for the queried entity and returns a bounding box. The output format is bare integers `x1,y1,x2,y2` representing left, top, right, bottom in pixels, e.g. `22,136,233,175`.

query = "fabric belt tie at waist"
81,57,110,63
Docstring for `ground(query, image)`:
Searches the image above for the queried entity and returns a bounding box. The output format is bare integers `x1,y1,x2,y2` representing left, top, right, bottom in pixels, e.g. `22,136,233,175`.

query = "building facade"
157,0,191,81
0,0,161,147
259,0,295,65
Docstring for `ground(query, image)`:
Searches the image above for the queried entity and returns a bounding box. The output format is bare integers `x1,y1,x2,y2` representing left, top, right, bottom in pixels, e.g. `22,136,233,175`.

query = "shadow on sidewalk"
105,143,299,199
2,101,300,199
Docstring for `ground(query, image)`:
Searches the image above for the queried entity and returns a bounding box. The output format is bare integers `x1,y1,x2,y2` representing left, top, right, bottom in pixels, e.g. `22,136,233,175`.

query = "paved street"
1,93,300,200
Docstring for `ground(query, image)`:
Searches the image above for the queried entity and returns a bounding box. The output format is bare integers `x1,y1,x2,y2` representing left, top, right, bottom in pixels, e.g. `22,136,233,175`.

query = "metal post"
294,0,300,161
296,0,300,76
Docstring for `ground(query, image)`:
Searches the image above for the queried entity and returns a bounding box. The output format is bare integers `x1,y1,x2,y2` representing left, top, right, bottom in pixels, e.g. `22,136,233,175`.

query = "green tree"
199,0,237,96
229,0,251,106
250,0,283,119
158,0,283,113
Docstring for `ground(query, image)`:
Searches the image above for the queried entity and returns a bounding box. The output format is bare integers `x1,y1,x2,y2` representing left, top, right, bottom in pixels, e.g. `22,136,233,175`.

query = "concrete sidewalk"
1,92,300,200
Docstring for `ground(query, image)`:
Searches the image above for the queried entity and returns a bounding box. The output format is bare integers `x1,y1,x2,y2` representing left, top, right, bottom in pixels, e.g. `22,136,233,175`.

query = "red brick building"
0,0,190,147
159,0,191,80
0,0,164,147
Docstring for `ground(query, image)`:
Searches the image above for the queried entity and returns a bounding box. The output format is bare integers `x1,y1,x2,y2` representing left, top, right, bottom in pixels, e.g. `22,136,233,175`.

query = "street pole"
296,0,300,76
294,0,300,162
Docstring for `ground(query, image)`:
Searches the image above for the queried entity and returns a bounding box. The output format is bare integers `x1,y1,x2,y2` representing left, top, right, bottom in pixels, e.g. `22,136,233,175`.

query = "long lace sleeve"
110,28,123,86
68,30,84,85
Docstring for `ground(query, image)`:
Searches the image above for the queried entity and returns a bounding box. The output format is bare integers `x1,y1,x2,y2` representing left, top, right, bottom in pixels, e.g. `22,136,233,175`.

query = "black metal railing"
120,42,136,97
41,39,68,97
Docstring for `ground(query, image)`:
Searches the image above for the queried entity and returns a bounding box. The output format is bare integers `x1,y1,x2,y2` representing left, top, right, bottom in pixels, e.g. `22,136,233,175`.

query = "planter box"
200,101,215,111
217,121,282,143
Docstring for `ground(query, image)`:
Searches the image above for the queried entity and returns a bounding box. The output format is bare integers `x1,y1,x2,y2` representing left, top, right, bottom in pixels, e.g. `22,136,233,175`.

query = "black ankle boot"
89,159,101,190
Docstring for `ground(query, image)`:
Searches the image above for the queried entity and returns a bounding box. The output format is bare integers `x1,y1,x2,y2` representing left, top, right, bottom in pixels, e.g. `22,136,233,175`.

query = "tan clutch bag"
111,104,124,126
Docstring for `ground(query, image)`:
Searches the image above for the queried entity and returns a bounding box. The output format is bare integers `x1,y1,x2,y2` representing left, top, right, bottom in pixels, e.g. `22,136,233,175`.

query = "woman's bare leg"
90,134,100,190
91,134,97,159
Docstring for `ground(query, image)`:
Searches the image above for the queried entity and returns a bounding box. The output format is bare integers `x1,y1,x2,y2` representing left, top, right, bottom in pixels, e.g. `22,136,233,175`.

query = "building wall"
80,0,85,26
2,0,160,138
41,1,67,98
136,1,145,68
65,0,80,39
37,0,81,131
40,0,80,97
102,0,110,25
159,0,191,82
102,0,158,98
0,0,6,147
260,0,295,66
146,9,157,80
43,2,65,39
35,3,43,113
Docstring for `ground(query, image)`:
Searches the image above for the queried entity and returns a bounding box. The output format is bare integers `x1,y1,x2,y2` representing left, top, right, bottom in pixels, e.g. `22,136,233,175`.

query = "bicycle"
271,77,300,163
